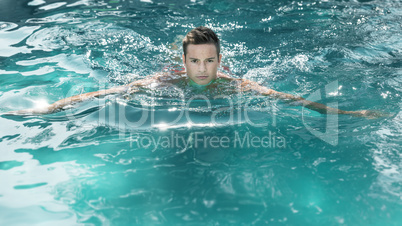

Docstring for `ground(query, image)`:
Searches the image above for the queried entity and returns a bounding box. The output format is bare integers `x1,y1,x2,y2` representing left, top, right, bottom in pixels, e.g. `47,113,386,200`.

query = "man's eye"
191,60,197,63
208,60,214,62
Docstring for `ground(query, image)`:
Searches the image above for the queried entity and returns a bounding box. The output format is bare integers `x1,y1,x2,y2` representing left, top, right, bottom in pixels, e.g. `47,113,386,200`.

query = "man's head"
182,26,222,85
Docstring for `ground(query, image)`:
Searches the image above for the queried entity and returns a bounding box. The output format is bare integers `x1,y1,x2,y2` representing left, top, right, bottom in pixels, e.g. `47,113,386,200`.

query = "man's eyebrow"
188,57,217,60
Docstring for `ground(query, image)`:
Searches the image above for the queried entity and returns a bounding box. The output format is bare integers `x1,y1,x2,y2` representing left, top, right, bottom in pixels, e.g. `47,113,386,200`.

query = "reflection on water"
0,0,401,225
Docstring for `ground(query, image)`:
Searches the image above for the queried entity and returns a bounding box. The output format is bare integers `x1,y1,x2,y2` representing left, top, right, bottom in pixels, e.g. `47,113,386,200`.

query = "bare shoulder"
156,72,186,83
217,72,240,82
228,76,274,94
217,72,259,85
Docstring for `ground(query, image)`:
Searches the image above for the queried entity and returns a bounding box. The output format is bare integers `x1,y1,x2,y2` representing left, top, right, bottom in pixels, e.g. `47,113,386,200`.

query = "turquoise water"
1,0,401,225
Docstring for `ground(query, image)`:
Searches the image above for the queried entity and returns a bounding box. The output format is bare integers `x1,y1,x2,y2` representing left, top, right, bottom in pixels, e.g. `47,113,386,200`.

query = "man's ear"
182,54,186,64
218,54,222,64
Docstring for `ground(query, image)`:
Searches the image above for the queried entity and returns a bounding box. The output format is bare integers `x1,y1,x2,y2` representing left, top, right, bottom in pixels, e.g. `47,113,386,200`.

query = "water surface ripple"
0,0,401,225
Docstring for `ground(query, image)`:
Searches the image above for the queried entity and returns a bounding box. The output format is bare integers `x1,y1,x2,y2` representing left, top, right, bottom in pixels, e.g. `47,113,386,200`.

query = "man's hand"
345,110,389,119
3,106,52,116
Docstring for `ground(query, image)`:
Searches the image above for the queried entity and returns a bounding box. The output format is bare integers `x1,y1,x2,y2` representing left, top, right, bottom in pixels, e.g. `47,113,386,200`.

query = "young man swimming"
5,26,378,118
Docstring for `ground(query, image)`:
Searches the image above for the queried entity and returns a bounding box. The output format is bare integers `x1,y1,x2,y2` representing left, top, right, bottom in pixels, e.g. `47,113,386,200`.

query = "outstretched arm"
4,72,166,115
5,85,131,115
236,78,383,118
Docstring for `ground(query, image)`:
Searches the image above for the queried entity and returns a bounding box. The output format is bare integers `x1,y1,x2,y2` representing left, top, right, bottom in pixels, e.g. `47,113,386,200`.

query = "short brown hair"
182,26,220,59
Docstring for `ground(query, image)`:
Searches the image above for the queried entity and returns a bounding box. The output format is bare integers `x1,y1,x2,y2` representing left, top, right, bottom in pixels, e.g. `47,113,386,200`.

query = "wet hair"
182,26,220,59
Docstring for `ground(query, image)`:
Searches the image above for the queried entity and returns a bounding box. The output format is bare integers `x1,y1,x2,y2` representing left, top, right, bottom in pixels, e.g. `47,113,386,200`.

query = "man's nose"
198,62,207,72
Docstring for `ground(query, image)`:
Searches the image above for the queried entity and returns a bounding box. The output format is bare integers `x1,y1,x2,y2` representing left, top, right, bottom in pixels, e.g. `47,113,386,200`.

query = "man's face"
183,44,222,85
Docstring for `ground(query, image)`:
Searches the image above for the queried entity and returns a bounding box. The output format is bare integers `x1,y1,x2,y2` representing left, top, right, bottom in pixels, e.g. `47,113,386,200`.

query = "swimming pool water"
0,0,401,225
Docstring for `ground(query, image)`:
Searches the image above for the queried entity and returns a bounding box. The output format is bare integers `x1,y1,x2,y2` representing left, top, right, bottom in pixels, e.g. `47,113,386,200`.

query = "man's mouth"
197,76,209,80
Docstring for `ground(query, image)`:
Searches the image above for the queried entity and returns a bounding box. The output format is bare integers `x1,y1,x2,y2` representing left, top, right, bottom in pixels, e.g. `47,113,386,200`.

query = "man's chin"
196,79,212,85
196,76,209,80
